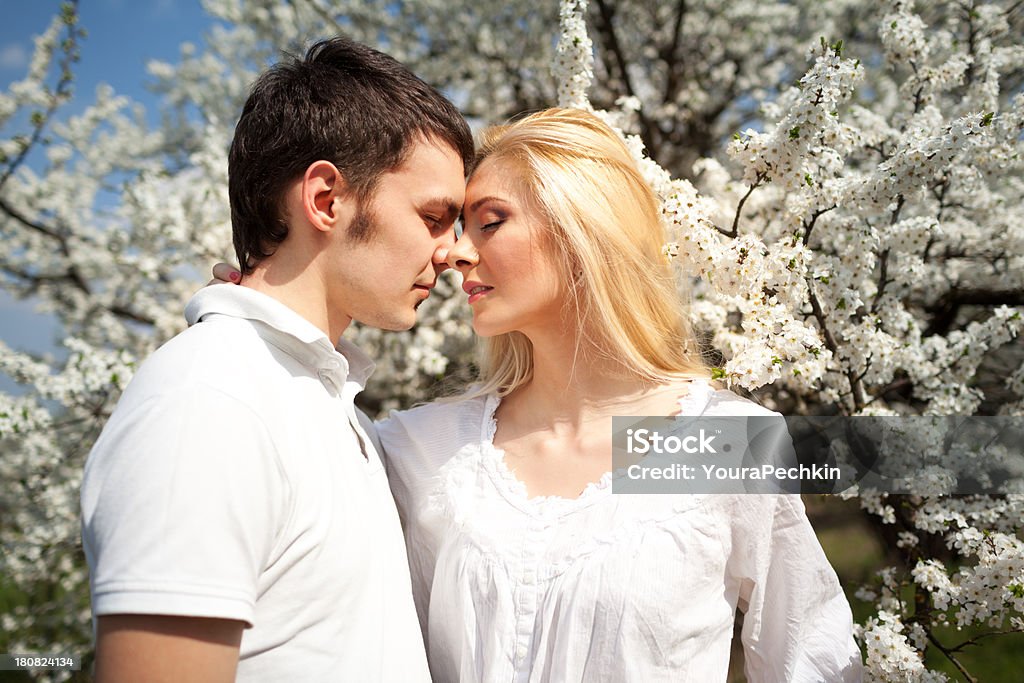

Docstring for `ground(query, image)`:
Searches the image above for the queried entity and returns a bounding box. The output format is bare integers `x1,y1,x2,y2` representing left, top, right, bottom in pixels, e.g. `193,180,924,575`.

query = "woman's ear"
300,160,349,232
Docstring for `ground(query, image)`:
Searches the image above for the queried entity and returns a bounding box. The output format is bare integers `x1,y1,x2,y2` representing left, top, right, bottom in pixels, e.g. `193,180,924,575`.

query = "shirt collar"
184,285,375,389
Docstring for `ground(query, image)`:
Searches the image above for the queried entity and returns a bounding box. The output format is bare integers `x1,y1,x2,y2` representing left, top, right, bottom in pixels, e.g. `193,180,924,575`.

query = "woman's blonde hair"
468,107,708,397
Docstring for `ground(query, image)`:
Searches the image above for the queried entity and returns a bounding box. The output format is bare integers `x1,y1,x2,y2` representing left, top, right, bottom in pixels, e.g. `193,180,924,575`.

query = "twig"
927,631,978,683
802,205,836,246
726,172,765,237
806,282,866,414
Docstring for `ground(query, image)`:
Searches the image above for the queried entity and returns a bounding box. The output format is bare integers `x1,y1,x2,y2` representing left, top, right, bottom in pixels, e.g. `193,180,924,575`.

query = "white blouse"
377,381,863,682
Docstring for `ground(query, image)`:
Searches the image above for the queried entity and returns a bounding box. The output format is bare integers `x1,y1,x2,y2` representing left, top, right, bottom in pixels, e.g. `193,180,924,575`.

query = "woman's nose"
446,236,478,270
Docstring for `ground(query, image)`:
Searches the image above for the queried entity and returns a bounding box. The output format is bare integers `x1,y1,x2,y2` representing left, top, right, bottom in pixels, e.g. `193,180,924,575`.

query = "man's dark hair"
228,36,475,273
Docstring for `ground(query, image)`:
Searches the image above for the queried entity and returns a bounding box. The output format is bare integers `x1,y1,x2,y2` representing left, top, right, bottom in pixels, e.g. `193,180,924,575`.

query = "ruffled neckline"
479,379,715,516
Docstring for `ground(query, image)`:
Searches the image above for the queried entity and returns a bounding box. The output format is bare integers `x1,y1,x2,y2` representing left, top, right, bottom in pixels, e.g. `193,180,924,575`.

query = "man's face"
327,137,465,331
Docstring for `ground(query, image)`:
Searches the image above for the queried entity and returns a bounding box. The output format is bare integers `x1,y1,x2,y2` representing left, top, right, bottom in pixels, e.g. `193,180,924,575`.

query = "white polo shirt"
81,285,430,682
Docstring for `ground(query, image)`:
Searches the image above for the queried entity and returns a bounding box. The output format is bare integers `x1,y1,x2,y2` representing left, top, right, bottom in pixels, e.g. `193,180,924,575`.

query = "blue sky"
1,1,216,109
1,1,216,389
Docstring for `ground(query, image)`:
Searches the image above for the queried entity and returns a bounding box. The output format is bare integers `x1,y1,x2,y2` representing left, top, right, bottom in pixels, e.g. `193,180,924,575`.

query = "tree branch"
948,628,1024,654
591,0,657,154
725,172,766,238
928,630,978,683
0,0,80,193
802,205,836,247
107,305,157,327
806,281,867,414
925,286,1024,336
660,0,688,104
0,197,64,241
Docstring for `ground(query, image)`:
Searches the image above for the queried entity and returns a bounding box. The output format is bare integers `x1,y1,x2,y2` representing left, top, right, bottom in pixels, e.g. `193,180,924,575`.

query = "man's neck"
241,263,350,345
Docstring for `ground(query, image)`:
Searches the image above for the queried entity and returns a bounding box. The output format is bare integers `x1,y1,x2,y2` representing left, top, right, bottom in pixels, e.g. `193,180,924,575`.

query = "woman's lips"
462,280,493,304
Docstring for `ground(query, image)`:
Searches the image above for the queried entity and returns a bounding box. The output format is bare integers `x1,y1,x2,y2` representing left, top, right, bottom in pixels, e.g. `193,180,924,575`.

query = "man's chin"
357,311,418,332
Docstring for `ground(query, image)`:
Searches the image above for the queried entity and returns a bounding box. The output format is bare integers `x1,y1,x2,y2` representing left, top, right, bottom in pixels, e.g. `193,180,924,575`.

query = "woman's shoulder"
376,391,493,456
701,384,781,418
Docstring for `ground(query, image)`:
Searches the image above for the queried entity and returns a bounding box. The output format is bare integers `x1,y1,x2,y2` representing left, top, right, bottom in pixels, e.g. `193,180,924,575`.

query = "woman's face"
447,158,567,338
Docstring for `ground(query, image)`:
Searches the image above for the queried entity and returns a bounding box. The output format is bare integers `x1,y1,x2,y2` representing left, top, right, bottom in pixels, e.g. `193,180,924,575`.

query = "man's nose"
432,228,457,267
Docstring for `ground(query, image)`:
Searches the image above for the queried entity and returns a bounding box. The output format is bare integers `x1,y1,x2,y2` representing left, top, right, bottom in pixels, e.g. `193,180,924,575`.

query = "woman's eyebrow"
467,195,508,214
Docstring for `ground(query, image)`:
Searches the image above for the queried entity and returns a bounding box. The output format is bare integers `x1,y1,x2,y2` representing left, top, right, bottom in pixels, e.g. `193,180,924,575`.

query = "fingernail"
229,271,240,282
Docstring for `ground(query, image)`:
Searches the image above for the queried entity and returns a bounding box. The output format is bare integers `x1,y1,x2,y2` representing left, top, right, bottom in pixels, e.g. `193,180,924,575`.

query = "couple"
81,37,862,682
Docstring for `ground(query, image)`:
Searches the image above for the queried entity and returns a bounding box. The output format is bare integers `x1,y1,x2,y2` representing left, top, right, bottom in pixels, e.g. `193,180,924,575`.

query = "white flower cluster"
862,610,949,682
553,0,593,110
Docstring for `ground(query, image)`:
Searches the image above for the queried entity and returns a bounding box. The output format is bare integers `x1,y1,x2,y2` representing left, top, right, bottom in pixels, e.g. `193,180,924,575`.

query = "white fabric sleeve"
81,385,288,626
376,399,478,520
376,403,471,637
733,494,864,682
375,414,416,526
375,411,433,587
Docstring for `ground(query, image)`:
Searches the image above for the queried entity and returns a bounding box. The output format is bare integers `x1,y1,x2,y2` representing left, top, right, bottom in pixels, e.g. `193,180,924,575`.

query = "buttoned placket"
316,358,343,392
316,356,378,466
512,518,549,681
342,380,377,466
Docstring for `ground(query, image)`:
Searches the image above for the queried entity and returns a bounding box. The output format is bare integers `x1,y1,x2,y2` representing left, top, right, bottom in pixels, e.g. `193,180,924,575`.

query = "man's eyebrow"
423,197,461,221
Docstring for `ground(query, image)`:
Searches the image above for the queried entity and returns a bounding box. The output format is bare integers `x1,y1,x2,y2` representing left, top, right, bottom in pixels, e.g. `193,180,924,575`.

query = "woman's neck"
502,325,683,434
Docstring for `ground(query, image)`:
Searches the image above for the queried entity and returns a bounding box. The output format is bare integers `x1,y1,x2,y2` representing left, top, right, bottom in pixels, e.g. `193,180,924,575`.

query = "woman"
215,108,862,681
378,109,861,682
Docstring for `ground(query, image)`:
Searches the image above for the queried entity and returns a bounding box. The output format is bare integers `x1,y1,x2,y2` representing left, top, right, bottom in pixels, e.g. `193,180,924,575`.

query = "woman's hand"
208,263,242,286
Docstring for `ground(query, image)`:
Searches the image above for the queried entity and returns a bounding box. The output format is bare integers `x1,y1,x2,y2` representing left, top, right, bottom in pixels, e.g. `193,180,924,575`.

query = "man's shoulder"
130,317,282,394
159,313,268,358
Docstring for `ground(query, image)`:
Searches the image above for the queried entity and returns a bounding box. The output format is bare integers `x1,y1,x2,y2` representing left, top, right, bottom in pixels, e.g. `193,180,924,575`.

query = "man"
80,37,473,682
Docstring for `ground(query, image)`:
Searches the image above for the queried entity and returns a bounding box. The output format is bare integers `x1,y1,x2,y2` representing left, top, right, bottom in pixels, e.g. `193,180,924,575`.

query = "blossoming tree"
1,0,1021,680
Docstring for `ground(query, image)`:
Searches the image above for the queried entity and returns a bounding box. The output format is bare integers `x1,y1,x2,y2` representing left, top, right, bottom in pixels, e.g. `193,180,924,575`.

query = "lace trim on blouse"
477,379,716,514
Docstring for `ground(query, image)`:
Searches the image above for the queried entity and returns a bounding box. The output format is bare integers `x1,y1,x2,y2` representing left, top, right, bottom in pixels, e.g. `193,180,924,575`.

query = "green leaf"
789,126,801,140
711,367,727,380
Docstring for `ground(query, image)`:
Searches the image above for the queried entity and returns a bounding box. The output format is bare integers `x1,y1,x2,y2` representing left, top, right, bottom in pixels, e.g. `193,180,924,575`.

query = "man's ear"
301,160,350,233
